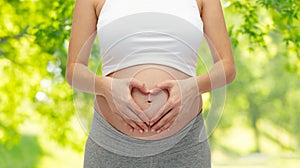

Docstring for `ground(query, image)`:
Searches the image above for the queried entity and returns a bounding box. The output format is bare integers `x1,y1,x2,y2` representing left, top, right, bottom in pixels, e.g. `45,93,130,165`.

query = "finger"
155,80,173,90
123,101,150,130
128,96,151,123
127,105,150,130
149,100,174,126
149,88,163,95
123,118,145,133
155,117,177,133
130,78,149,94
116,109,149,133
150,109,177,133
120,111,146,133
123,106,149,131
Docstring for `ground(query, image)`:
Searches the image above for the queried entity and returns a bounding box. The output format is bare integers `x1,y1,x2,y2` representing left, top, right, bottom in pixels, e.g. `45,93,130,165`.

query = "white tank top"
97,0,204,76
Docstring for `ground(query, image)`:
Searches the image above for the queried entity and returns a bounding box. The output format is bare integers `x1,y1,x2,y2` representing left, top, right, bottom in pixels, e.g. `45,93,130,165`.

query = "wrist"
186,76,198,89
195,74,211,94
95,76,112,96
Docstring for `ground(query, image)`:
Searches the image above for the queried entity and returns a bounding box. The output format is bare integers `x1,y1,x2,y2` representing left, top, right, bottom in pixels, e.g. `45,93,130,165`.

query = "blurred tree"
227,0,300,72
213,0,300,153
0,0,86,150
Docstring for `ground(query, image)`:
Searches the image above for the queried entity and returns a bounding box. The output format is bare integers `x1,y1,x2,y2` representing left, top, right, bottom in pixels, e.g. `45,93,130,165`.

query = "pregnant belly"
94,64,202,140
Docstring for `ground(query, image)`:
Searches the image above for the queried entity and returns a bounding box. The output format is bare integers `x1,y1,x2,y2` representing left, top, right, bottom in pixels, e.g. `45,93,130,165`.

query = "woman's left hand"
149,77,202,133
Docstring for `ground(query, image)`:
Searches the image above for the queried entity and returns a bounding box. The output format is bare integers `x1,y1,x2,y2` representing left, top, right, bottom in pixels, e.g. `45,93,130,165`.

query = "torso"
93,0,203,140
94,64,202,140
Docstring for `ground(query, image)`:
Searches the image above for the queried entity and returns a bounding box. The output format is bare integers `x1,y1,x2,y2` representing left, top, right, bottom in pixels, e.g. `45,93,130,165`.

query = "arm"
66,0,150,132
66,0,107,95
149,0,236,132
196,0,236,93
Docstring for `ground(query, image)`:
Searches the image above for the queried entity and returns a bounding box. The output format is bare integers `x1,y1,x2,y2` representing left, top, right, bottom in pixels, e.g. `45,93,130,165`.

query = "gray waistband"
88,109,205,157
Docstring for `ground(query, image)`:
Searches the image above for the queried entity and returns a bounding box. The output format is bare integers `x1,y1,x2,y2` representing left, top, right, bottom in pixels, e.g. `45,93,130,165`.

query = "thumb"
130,78,149,94
155,80,173,90
149,88,162,95
149,80,172,94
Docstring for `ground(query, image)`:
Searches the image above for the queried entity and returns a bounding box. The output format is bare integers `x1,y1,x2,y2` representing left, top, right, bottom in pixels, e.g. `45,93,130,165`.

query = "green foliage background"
0,0,300,167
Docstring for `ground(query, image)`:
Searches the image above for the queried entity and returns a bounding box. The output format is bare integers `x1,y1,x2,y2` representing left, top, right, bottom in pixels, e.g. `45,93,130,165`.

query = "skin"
66,0,236,140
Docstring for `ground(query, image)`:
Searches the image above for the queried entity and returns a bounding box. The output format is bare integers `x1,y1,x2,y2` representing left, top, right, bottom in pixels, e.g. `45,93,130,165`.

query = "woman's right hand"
101,77,151,133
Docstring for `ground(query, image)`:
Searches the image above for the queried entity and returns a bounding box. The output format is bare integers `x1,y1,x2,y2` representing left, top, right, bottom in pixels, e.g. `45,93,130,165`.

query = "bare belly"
94,64,202,140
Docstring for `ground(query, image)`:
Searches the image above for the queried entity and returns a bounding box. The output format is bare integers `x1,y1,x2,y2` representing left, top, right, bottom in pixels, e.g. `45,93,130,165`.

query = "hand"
102,77,151,133
149,77,201,133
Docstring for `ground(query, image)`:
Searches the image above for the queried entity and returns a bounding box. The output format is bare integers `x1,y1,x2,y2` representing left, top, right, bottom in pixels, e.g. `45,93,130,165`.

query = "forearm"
66,63,110,96
196,58,236,94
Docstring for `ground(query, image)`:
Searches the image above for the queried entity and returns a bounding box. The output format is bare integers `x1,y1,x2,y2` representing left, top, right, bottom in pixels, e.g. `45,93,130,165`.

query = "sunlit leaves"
0,0,82,150
218,0,300,152
225,0,300,63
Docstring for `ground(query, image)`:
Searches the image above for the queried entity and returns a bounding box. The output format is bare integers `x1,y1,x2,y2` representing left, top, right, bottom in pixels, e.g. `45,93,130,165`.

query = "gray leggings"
84,112,211,168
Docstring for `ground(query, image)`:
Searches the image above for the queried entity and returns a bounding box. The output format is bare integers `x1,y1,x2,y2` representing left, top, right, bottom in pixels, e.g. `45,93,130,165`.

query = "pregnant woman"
66,0,236,167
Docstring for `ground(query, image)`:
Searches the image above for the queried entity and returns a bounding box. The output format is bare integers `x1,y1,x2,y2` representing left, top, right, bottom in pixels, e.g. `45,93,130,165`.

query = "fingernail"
156,130,161,133
149,89,154,94
145,129,148,133
151,129,155,132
